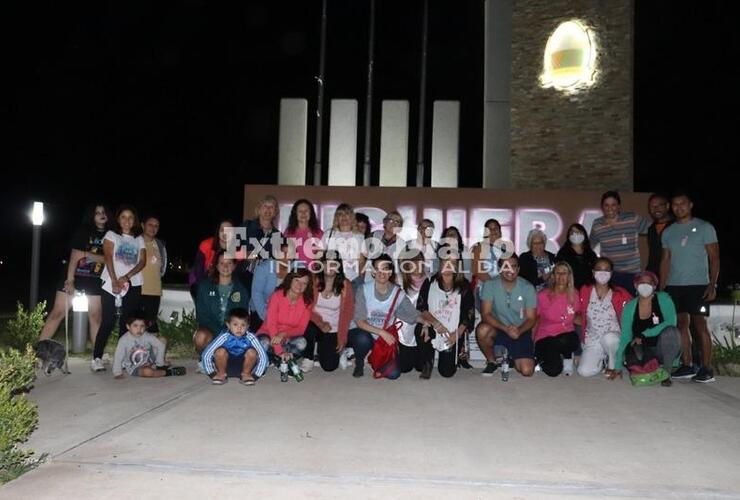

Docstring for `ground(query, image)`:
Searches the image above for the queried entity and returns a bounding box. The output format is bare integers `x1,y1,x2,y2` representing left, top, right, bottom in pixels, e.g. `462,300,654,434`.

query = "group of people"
39,189,720,386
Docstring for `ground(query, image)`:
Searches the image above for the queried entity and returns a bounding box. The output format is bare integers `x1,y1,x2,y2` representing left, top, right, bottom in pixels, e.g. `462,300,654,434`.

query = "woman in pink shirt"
283,199,324,268
534,262,581,377
257,268,314,369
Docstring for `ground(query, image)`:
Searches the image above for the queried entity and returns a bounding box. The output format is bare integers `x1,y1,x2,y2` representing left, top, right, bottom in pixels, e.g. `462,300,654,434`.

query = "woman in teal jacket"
193,251,251,353
610,271,681,386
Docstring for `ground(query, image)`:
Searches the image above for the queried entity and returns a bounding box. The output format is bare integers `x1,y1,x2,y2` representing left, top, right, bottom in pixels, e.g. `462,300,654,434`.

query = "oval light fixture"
540,20,597,92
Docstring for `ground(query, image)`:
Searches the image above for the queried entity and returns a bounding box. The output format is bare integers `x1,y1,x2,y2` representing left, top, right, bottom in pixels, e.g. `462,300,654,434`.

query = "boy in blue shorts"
201,307,268,386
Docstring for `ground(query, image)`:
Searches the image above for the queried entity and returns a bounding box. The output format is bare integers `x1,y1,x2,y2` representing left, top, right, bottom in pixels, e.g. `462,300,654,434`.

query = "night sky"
5,0,739,311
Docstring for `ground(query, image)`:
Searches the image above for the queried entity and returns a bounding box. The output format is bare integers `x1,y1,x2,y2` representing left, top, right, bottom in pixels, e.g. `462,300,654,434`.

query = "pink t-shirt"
257,291,313,355
534,289,581,342
284,227,324,266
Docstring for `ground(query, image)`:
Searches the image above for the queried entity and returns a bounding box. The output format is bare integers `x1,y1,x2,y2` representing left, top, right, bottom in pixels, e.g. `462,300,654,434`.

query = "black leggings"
305,322,341,371
534,331,579,377
94,286,142,359
405,325,462,378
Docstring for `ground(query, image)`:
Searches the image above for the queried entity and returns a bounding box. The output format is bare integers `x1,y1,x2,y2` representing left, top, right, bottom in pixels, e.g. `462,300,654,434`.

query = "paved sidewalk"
3,358,740,499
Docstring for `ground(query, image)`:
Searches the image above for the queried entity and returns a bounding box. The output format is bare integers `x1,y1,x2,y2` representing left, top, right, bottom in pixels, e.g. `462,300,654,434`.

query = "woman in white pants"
577,257,633,377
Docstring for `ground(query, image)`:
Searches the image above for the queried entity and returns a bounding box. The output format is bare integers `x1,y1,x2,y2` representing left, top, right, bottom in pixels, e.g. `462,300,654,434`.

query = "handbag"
368,288,403,379
625,342,669,386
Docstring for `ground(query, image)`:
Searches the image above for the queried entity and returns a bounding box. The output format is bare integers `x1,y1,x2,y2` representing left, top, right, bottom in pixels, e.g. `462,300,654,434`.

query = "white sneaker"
563,359,574,376
339,348,355,370
91,358,105,372
300,358,314,373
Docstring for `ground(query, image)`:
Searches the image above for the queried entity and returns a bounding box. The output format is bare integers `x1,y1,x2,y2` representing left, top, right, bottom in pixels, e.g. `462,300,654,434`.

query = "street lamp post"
30,201,44,310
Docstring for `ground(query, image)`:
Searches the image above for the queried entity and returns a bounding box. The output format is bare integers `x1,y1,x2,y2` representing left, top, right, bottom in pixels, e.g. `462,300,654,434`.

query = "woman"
139,214,168,333
556,223,597,290
249,243,293,331
355,212,372,239
188,219,235,298
321,203,366,284
283,198,323,268
471,219,505,290
39,204,109,344
609,271,681,386
534,261,581,377
441,226,470,278
396,252,429,375
348,254,431,379
304,256,355,372
519,229,556,291
92,205,146,372
576,258,632,378
257,268,313,371
193,250,251,353
415,250,475,378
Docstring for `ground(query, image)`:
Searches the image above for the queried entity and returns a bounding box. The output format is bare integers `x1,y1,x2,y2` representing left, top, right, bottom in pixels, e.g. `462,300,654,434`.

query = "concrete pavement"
3,358,740,499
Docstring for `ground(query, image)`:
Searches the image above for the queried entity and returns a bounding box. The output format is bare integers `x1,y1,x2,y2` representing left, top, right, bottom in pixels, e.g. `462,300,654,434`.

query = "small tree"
0,346,46,483
5,302,46,351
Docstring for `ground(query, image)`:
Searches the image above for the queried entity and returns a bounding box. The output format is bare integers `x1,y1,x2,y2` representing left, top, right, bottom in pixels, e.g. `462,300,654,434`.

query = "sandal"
240,374,256,386
211,376,227,385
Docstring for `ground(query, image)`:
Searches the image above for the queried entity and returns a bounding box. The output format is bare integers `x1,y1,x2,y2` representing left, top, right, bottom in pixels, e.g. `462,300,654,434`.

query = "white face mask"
594,271,612,285
569,232,585,245
637,283,655,298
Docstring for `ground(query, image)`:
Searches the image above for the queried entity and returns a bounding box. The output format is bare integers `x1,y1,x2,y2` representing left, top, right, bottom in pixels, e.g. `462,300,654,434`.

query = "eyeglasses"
385,217,402,224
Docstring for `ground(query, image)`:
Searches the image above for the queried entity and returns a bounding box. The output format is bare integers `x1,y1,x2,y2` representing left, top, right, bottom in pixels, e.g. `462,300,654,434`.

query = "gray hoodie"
112,332,166,376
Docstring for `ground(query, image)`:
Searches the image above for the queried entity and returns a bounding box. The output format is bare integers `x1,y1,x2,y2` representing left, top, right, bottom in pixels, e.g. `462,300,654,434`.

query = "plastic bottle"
279,360,289,382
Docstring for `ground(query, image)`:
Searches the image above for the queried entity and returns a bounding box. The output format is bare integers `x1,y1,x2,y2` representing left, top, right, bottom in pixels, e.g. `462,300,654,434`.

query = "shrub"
158,309,198,351
0,346,46,483
5,302,46,351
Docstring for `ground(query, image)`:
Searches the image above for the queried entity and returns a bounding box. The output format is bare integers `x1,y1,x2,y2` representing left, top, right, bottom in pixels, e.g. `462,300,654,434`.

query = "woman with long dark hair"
92,205,146,372
284,198,323,268
556,223,597,289
39,204,110,344
304,255,355,372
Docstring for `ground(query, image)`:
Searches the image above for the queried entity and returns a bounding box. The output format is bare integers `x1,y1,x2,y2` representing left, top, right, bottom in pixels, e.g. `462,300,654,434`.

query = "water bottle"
288,359,304,382
501,354,510,382
279,360,289,382
114,294,122,318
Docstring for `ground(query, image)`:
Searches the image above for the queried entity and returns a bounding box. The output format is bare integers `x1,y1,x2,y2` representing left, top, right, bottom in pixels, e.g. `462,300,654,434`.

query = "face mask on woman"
637,283,655,298
594,271,611,285
569,232,585,245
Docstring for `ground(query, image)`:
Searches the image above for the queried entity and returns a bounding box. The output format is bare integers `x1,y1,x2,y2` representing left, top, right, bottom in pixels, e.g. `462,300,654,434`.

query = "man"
660,191,720,383
366,211,406,279
589,191,651,295
646,193,673,276
408,219,438,276
475,254,536,377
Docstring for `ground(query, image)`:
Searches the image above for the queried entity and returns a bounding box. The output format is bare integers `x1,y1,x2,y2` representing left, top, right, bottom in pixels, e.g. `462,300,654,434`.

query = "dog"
35,339,70,375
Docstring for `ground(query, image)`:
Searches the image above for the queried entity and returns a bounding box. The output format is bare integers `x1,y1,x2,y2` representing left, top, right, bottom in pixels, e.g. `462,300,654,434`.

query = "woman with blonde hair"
534,261,582,376
321,203,366,283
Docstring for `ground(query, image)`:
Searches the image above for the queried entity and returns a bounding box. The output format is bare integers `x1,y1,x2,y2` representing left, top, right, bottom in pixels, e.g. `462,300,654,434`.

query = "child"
201,307,268,386
113,312,185,378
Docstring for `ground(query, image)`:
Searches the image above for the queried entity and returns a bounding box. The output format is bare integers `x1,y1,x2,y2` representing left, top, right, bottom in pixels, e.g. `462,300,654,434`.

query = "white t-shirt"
314,292,341,332
427,281,462,334
321,230,365,281
101,231,146,294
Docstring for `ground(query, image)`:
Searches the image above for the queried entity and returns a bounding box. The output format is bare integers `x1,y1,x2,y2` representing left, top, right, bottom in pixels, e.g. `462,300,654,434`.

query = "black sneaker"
353,364,364,378
457,359,473,370
420,362,432,380
672,365,696,379
691,367,715,383
481,362,498,377
165,366,186,377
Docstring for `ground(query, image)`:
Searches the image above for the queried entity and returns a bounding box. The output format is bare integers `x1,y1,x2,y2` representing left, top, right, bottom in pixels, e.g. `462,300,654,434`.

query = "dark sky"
4,0,739,310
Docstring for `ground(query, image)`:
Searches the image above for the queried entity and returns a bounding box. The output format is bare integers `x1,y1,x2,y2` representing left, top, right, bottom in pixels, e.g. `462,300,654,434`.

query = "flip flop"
211,377,227,385
240,378,255,386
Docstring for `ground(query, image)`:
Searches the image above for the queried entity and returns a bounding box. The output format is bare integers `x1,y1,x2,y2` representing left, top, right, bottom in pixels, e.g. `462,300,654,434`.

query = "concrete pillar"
328,99,359,186
379,100,409,187
431,100,460,187
277,98,308,186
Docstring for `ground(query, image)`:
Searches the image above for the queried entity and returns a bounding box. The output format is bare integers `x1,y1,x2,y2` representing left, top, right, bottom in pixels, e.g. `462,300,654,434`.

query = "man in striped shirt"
589,191,650,295
200,307,268,386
